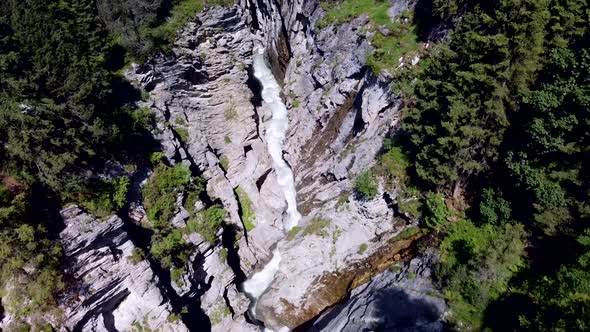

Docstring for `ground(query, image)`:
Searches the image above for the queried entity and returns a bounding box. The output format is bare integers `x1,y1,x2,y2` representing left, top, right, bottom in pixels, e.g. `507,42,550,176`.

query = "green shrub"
77,177,130,218
398,199,423,219
174,117,186,126
141,0,205,55
358,243,368,254
479,188,512,226
183,191,200,213
355,170,378,200
424,192,448,229
171,267,184,287
143,163,202,227
292,99,301,108
132,107,155,129
235,187,255,231
149,152,166,165
210,303,230,325
128,247,146,265
150,229,189,268
303,216,330,237
224,135,231,144
437,221,526,328
287,226,302,240
186,206,227,242
389,264,402,273
376,142,410,184
167,313,181,322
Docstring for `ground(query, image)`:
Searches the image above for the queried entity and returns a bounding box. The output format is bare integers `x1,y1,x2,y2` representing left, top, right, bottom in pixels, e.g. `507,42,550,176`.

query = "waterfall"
242,47,301,331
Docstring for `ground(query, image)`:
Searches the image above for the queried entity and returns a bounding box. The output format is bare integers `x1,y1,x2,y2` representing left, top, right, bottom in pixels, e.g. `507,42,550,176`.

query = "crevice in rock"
73,288,130,331
351,93,367,137
222,286,236,317
206,144,230,178
118,166,213,330
256,168,272,191
119,215,212,331
274,7,293,83
243,144,253,154
297,85,361,193
246,65,263,139
221,223,247,287
102,310,118,332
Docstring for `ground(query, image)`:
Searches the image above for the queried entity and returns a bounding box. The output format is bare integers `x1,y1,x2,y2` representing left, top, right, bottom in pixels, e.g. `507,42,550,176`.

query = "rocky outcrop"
124,0,445,330
310,250,447,332
58,206,187,332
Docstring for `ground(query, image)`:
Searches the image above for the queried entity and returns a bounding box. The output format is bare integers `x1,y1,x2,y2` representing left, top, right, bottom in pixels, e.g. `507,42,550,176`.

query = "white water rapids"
242,48,301,331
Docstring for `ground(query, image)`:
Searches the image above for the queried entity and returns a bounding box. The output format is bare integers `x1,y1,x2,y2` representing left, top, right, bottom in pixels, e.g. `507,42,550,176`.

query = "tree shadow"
305,287,446,332
482,292,537,331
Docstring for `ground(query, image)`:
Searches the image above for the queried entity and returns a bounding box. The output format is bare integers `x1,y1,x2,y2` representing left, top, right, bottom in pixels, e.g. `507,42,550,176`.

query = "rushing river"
242,47,301,332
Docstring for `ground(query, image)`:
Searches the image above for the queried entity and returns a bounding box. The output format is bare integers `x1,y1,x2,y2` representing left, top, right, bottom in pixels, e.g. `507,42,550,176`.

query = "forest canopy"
400,0,590,330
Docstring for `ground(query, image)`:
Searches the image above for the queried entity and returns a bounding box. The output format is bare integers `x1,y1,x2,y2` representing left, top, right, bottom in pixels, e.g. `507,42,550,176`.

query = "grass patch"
367,22,419,74
318,0,390,29
292,98,301,108
224,135,231,144
389,264,402,273
287,226,302,240
303,216,331,237
186,206,227,243
317,0,419,73
235,187,255,231
358,243,368,254
224,101,238,120
335,192,349,210
219,156,229,172
219,248,228,262
175,117,186,126
391,226,421,242
174,126,190,144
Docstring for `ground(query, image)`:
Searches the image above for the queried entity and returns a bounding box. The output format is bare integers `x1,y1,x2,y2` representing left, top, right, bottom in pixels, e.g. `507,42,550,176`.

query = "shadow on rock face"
303,287,444,332
371,288,443,331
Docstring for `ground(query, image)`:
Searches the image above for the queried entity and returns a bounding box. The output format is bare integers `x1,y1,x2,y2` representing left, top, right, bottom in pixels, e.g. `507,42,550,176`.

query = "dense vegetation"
395,0,590,330
318,0,590,329
0,0,215,326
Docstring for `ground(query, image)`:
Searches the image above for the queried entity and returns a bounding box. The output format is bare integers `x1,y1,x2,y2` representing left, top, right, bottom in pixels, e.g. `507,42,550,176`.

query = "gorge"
1,0,446,330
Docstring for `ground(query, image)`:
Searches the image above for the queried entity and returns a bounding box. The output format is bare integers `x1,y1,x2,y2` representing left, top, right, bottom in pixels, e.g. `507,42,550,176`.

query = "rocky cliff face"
58,206,188,332
52,0,446,331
